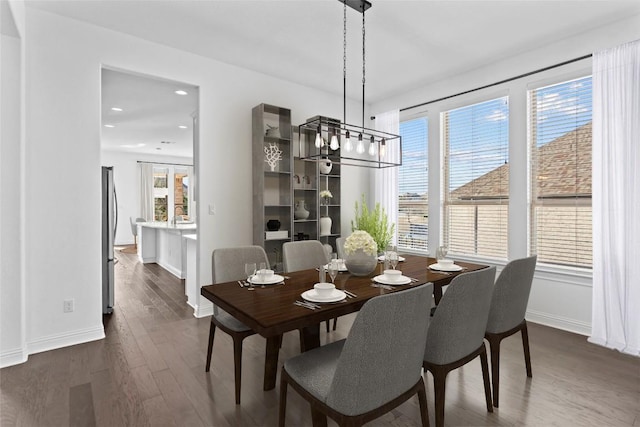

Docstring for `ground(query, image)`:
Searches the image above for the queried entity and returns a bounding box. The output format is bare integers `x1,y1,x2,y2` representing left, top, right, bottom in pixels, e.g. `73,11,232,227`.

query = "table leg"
433,283,443,305
300,324,321,352
264,334,282,391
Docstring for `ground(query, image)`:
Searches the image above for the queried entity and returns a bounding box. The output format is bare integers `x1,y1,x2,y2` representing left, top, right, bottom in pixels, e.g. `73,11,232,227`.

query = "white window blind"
529,76,592,268
443,97,509,259
398,117,428,252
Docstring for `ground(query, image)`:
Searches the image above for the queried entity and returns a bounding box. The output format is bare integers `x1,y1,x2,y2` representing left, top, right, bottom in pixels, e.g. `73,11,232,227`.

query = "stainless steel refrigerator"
101,166,118,314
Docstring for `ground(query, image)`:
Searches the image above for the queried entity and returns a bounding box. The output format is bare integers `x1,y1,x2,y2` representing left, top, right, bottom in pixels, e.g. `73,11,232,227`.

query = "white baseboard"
526,309,591,336
157,260,183,279
27,324,105,356
0,346,28,368
194,300,213,318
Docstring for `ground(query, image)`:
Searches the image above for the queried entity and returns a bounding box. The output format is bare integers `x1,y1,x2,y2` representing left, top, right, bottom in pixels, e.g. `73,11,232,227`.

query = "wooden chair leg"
332,317,338,331
205,322,216,372
521,322,533,377
480,344,494,412
325,320,330,333
417,378,431,427
486,334,501,407
432,369,447,427
233,336,243,404
279,372,288,427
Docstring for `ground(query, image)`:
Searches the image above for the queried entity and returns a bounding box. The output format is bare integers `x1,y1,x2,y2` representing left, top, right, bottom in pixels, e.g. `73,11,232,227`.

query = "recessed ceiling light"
111,107,123,112
178,125,188,129
174,90,188,96
120,143,146,148
104,124,115,128
160,141,177,144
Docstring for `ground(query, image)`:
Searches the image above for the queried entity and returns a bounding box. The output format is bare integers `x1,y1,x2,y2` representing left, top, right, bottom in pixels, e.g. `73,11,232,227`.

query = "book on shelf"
266,230,288,239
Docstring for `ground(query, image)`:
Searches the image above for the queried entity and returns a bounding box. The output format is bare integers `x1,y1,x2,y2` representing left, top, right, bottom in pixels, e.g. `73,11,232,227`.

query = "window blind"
398,117,428,252
443,97,509,259
529,76,592,268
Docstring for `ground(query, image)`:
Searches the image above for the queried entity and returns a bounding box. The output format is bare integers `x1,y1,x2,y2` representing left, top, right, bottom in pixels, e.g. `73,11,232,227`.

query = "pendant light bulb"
356,133,365,154
380,138,386,158
314,124,324,148
368,135,376,156
330,134,340,150
343,130,353,152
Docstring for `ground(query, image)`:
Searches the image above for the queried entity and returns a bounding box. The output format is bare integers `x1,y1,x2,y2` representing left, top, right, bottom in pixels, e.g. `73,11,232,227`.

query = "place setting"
241,262,285,289
428,246,465,273
372,269,417,290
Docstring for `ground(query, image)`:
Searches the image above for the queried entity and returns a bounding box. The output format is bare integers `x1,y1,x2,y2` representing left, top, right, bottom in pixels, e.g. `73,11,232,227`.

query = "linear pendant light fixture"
298,0,402,169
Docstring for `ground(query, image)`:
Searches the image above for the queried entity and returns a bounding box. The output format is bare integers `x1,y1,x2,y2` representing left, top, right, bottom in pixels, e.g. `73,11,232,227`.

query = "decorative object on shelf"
319,158,333,174
293,174,301,188
264,143,283,171
343,230,378,276
294,199,310,220
320,216,332,236
320,189,333,205
351,193,395,253
265,124,280,138
266,219,281,231
297,0,401,169
323,243,333,257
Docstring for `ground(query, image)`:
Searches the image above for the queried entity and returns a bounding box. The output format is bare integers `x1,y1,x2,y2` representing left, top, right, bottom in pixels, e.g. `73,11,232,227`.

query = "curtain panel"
374,110,400,246
139,162,154,221
590,39,640,356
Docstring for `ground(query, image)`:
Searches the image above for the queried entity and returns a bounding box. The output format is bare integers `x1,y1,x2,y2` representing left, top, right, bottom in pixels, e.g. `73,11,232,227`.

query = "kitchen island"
137,221,197,279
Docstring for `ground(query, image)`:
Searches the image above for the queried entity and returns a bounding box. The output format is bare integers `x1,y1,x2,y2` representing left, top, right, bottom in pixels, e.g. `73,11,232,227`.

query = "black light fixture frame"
297,0,402,169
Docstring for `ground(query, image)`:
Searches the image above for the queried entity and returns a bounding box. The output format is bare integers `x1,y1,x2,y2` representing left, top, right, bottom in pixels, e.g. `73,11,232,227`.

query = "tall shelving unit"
252,104,292,272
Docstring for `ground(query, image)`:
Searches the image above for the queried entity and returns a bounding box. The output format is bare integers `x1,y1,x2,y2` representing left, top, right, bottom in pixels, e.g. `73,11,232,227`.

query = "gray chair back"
424,267,496,365
486,256,537,334
212,246,269,283
326,283,433,416
282,240,329,273
336,237,346,260
130,217,145,236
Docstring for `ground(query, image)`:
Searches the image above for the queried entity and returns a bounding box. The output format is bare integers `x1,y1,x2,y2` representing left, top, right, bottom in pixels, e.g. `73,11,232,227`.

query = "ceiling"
101,69,198,157
27,0,640,157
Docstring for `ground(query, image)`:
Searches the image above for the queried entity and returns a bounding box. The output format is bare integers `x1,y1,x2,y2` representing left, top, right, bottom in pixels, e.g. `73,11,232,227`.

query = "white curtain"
139,162,154,221
374,110,400,245
590,39,640,356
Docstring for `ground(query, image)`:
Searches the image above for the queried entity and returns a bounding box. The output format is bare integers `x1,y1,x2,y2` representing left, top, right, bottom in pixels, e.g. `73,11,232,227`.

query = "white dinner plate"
428,263,464,272
249,274,285,285
377,255,406,262
372,274,412,286
301,289,346,303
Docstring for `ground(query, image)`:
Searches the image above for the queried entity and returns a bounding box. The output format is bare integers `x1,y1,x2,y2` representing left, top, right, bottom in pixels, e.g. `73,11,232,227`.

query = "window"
398,117,428,252
529,76,592,268
153,170,168,221
443,97,509,259
174,170,190,219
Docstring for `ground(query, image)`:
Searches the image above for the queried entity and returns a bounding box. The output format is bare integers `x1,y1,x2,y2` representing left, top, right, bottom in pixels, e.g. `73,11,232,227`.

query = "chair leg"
325,320,330,333
521,322,533,378
487,335,501,408
432,370,447,427
480,344,494,412
205,321,216,372
233,336,243,404
332,317,338,331
417,378,431,427
279,372,288,427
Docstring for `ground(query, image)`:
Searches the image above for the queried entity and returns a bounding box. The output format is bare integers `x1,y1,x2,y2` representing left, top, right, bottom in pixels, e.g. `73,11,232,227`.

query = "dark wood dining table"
200,254,488,391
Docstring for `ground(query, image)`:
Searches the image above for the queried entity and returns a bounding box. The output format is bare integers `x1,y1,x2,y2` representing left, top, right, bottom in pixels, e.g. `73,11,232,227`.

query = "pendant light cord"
362,8,366,129
343,1,347,126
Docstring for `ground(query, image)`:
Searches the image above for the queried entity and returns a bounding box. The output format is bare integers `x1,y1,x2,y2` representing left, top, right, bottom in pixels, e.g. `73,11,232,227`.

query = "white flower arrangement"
344,230,378,256
319,190,333,200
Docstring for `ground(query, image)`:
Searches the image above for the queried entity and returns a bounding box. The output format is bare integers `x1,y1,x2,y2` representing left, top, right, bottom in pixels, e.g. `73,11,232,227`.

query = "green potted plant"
350,194,395,253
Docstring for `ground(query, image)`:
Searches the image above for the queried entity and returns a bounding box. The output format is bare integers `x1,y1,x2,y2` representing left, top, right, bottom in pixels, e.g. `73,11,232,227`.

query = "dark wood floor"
1,247,639,426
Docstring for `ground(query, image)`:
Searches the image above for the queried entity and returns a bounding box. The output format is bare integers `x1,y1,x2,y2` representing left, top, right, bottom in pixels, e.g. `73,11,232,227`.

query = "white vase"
319,158,333,174
294,200,310,220
319,216,332,236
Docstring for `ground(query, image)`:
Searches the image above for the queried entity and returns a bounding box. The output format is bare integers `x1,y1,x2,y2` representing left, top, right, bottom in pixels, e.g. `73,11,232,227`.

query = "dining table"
200,254,489,391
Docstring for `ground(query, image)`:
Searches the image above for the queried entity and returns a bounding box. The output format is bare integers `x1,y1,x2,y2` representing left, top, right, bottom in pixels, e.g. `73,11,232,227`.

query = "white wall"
100,150,193,245
0,24,27,366
0,6,368,365
371,13,640,335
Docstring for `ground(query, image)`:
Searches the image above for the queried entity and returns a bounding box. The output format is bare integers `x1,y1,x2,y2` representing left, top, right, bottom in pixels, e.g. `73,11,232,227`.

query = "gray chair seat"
214,308,252,333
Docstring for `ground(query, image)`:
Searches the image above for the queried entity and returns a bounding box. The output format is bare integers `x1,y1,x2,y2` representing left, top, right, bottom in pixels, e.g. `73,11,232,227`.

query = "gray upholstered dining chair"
423,267,496,427
207,245,269,404
336,236,346,260
279,283,433,427
129,217,145,248
485,255,537,407
282,240,336,332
